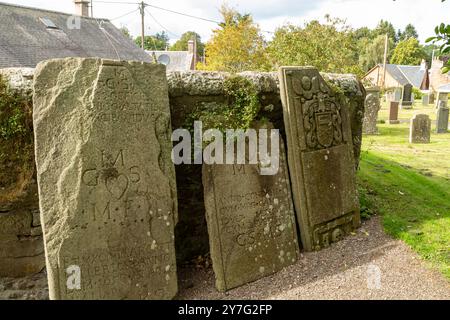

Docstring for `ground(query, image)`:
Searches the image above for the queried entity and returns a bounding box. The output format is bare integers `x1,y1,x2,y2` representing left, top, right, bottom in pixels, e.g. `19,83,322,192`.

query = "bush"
412,87,423,100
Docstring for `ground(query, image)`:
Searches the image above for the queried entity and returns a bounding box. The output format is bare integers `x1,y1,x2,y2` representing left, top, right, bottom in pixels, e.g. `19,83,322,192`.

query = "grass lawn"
358,103,450,280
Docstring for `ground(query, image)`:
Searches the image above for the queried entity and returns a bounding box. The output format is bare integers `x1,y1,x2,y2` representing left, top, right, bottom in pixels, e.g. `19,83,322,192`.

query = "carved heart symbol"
105,174,129,200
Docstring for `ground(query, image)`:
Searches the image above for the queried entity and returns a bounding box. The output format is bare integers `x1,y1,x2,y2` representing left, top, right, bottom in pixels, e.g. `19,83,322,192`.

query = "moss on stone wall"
185,75,261,133
0,75,34,203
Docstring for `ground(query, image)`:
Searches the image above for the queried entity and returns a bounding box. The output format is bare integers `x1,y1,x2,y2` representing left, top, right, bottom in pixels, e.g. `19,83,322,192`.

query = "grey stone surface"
363,87,381,134
436,104,449,133
202,124,299,291
394,88,402,102
436,92,448,108
279,66,360,252
3,67,365,265
33,58,178,299
0,68,34,91
422,94,430,106
409,114,431,143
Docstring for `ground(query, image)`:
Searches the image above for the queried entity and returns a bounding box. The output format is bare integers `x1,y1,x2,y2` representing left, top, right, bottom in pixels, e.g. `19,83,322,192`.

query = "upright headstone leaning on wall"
0,67,366,268
33,58,178,300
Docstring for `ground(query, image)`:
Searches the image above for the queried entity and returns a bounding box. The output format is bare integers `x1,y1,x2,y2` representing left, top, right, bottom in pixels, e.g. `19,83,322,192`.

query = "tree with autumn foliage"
198,5,270,72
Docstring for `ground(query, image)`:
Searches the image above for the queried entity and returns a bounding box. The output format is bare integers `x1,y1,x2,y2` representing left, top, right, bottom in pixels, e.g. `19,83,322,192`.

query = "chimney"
188,38,198,70
74,0,90,17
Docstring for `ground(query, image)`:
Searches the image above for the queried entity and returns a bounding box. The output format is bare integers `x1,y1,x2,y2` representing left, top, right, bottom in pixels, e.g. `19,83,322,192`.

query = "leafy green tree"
267,16,362,75
359,35,394,71
354,27,374,41
135,32,169,51
199,5,270,72
390,38,427,65
398,23,419,41
170,31,205,57
120,26,132,40
373,19,397,42
426,23,450,73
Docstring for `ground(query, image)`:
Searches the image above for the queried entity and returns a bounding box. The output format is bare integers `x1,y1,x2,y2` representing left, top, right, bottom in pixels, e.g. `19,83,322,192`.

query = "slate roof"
0,2,151,68
146,51,194,72
380,64,426,88
384,64,410,86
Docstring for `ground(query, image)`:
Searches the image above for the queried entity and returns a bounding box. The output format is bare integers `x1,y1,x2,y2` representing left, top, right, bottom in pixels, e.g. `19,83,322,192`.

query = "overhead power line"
145,8,180,38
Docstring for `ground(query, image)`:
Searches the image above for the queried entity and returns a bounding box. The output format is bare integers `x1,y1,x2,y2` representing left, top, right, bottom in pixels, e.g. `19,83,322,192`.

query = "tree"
426,23,450,73
170,31,205,57
120,26,132,40
390,38,427,65
373,19,397,43
267,16,362,75
398,23,419,41
354,26,374,41
359,35,394,71
135,32,169,51
199,5,270,72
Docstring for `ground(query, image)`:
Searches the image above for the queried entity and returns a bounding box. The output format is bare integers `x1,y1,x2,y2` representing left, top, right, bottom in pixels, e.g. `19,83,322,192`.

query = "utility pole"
140,1,145,50
382,33,388,88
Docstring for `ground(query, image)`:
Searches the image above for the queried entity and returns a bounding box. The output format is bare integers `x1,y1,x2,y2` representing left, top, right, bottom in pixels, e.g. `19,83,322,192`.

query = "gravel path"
177,216,450,300
1,216,449,300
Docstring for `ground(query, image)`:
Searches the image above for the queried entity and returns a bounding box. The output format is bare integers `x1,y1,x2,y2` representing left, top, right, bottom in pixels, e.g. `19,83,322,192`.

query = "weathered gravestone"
401,84,413,109
436,102,449,133
388,101,400,124
435,92,448,108
33,58,178,299
409,114,431,143
362,87,381,134
394,87,402,102
429,93,435,105
202,124,299,291
422,94,430,106
278,67,360,251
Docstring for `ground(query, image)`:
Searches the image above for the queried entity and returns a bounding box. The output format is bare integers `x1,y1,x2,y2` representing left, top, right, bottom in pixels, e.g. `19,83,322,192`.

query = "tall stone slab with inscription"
33,58,178,300
400,83,413,109
202,125,300,291
278,67,360,252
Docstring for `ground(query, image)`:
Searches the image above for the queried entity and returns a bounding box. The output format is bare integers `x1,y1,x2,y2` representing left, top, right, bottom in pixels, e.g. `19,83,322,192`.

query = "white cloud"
2,0,449,43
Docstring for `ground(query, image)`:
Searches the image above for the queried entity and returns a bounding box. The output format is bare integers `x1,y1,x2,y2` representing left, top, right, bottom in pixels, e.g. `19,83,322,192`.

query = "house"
146,40,199,72
363,58,450,92
362,61,428,89
429,56,450,92
0,1,151,69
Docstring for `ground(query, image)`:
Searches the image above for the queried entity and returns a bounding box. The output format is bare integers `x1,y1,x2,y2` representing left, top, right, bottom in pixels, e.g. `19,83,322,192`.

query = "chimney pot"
74,0,90,17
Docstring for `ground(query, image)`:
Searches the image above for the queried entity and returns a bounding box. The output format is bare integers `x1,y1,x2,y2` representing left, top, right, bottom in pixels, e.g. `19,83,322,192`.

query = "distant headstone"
394,87,402,102
436,102,449,133
202,125,300,291
33,58,178,300
421,94,430,106
435,92,448,108
429,93,435,105
400,83,413,109
409,114,431,143
279,67,360,251
388,101,400,124
363,87,381,134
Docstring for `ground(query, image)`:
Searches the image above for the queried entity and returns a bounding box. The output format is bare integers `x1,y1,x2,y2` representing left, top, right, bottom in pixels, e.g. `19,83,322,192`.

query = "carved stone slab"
388,101,400,124
202,126,299,291
363,87,381,134
33,58,178,299
278,66,360,251
409,114,431,143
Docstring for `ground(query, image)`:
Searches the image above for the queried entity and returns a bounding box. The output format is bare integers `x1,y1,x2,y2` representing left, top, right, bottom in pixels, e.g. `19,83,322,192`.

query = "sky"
2,0,449,44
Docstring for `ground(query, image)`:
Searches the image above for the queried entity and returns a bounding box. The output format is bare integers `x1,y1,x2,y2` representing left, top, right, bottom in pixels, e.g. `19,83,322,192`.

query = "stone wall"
0,67,365,272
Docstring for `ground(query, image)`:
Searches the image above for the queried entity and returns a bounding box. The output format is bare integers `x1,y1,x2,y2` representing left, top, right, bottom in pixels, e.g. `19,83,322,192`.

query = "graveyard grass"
358,101,450,279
